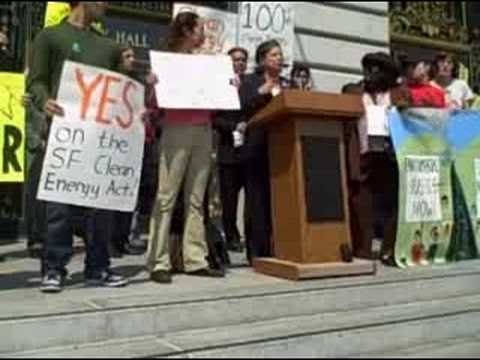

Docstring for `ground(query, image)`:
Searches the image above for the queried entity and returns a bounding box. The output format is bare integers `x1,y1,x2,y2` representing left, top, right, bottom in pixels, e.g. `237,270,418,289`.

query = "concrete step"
2,261,480,354
362,336,480,358
2,264,480,355
7,293,480,358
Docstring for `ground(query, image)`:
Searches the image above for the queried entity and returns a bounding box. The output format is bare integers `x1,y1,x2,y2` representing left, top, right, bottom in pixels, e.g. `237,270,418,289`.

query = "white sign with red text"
37,61,145,212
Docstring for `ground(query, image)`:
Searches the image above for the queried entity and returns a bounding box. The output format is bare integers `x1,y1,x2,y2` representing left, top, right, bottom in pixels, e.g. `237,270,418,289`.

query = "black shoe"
150,270,172,284
85,270,128,288
41,273,64,294
227,242,244,253
28,243,43,259
123,244,146,256
109,247,124,259
187,268,226,278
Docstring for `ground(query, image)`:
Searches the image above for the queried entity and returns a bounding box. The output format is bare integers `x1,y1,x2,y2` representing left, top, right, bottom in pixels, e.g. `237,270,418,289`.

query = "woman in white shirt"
431,52,474,110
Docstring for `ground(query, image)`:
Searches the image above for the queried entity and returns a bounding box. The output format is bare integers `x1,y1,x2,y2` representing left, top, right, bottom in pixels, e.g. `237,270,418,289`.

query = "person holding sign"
239,40,289,264
28,1,128,293
147,12,226,284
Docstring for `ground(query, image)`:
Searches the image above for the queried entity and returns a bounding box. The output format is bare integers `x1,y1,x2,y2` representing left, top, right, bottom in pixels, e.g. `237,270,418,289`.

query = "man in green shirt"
28,2,128,293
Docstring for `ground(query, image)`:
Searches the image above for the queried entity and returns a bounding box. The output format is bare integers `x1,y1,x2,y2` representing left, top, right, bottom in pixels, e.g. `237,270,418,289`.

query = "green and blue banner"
389,108,480,268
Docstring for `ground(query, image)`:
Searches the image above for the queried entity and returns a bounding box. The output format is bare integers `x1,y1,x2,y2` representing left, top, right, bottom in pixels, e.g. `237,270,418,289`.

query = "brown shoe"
150,270,172,284
186,268,225,278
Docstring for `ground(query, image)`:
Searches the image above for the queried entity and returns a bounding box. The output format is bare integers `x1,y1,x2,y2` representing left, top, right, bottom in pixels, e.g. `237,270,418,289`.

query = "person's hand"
230,76,241,89
146,72,158,86
236,122,247,134
258,79,275,95
304,79,313,91
22,93,32,108
44,99,65,118
141,109,150,124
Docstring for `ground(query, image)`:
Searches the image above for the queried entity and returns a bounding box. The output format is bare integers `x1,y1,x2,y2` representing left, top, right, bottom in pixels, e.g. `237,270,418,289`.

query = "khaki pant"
147,124,212,273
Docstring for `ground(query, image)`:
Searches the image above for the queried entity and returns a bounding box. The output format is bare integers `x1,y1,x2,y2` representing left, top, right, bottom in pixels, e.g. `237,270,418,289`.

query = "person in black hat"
346,52,408,263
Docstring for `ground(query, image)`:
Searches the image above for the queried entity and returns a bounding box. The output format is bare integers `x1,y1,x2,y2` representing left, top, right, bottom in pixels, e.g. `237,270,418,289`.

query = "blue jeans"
43,203,113,278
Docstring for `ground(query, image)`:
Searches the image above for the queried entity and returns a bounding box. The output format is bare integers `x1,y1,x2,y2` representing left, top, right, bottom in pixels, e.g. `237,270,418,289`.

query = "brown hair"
166,11,200,52
255,40,281,67
228,47,249,59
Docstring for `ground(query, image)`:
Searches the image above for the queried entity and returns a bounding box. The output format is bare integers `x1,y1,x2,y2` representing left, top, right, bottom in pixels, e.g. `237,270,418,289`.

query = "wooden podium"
250,90,375,280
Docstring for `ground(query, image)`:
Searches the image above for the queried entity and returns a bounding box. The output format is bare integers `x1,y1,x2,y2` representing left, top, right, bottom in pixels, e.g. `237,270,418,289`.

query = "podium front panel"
301,136,344,222
295,119,352,263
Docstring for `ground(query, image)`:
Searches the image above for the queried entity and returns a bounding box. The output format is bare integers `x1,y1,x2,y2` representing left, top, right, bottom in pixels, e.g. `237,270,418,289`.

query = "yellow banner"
0,73,25,182
44,2,105,34
44,2,71,28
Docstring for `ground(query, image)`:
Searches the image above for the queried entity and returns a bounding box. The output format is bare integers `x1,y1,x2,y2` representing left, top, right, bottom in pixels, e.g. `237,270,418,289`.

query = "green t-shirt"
27,21,122,111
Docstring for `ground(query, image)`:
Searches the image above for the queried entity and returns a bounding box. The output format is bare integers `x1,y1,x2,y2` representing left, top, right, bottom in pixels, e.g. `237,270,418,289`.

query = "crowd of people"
15,2,478,293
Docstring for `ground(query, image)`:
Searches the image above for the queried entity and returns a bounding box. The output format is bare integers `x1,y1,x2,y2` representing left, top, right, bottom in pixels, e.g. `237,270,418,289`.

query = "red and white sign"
37,61,145,212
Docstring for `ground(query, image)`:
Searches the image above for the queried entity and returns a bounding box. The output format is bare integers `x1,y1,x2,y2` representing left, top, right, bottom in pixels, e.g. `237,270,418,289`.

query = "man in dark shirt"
213,47,249,253
28,2,128,293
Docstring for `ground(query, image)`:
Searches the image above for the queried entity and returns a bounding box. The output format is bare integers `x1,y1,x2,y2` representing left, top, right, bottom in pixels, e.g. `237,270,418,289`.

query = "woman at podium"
238,40,289,264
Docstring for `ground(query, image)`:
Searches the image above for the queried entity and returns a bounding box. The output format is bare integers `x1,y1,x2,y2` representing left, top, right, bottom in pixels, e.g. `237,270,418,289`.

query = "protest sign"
0,73,25,183
150,51,240,110
405,156,442,223
37,61,145,212
389,108,454,268
445,111,480,260
238,2,295,72
173,3,237,55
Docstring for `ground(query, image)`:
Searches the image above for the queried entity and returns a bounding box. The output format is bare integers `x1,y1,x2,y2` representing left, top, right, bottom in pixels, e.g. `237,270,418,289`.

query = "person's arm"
390,83,412,110
27,30,64,117
212,111,238,134
239,75,273,122
27,31,50,113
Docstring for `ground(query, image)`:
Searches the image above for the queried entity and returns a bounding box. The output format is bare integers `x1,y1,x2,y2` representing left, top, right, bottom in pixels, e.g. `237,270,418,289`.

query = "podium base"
253,257,376,281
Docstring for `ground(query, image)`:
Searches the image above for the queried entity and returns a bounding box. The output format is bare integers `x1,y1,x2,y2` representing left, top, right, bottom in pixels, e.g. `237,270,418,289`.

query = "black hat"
362,52,399,76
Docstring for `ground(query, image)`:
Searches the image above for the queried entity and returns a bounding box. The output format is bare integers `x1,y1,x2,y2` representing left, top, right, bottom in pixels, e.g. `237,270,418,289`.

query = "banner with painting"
389,109,480,268
445,111,480,261
389,109,454,268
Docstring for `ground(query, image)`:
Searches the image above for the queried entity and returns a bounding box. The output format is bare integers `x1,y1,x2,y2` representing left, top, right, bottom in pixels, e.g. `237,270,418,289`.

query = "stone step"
6,293,480,358
361,336,480,358
2,261,480,355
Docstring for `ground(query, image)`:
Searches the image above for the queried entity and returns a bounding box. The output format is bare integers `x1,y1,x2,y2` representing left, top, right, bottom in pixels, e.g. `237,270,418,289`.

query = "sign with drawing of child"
389,108,454,268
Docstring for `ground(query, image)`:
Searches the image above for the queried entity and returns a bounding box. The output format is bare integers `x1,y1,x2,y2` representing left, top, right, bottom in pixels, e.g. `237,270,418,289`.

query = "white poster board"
405,156,442,223
238,2,295,72
173,3,238,55
37,61,145,212
150,51,240,110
